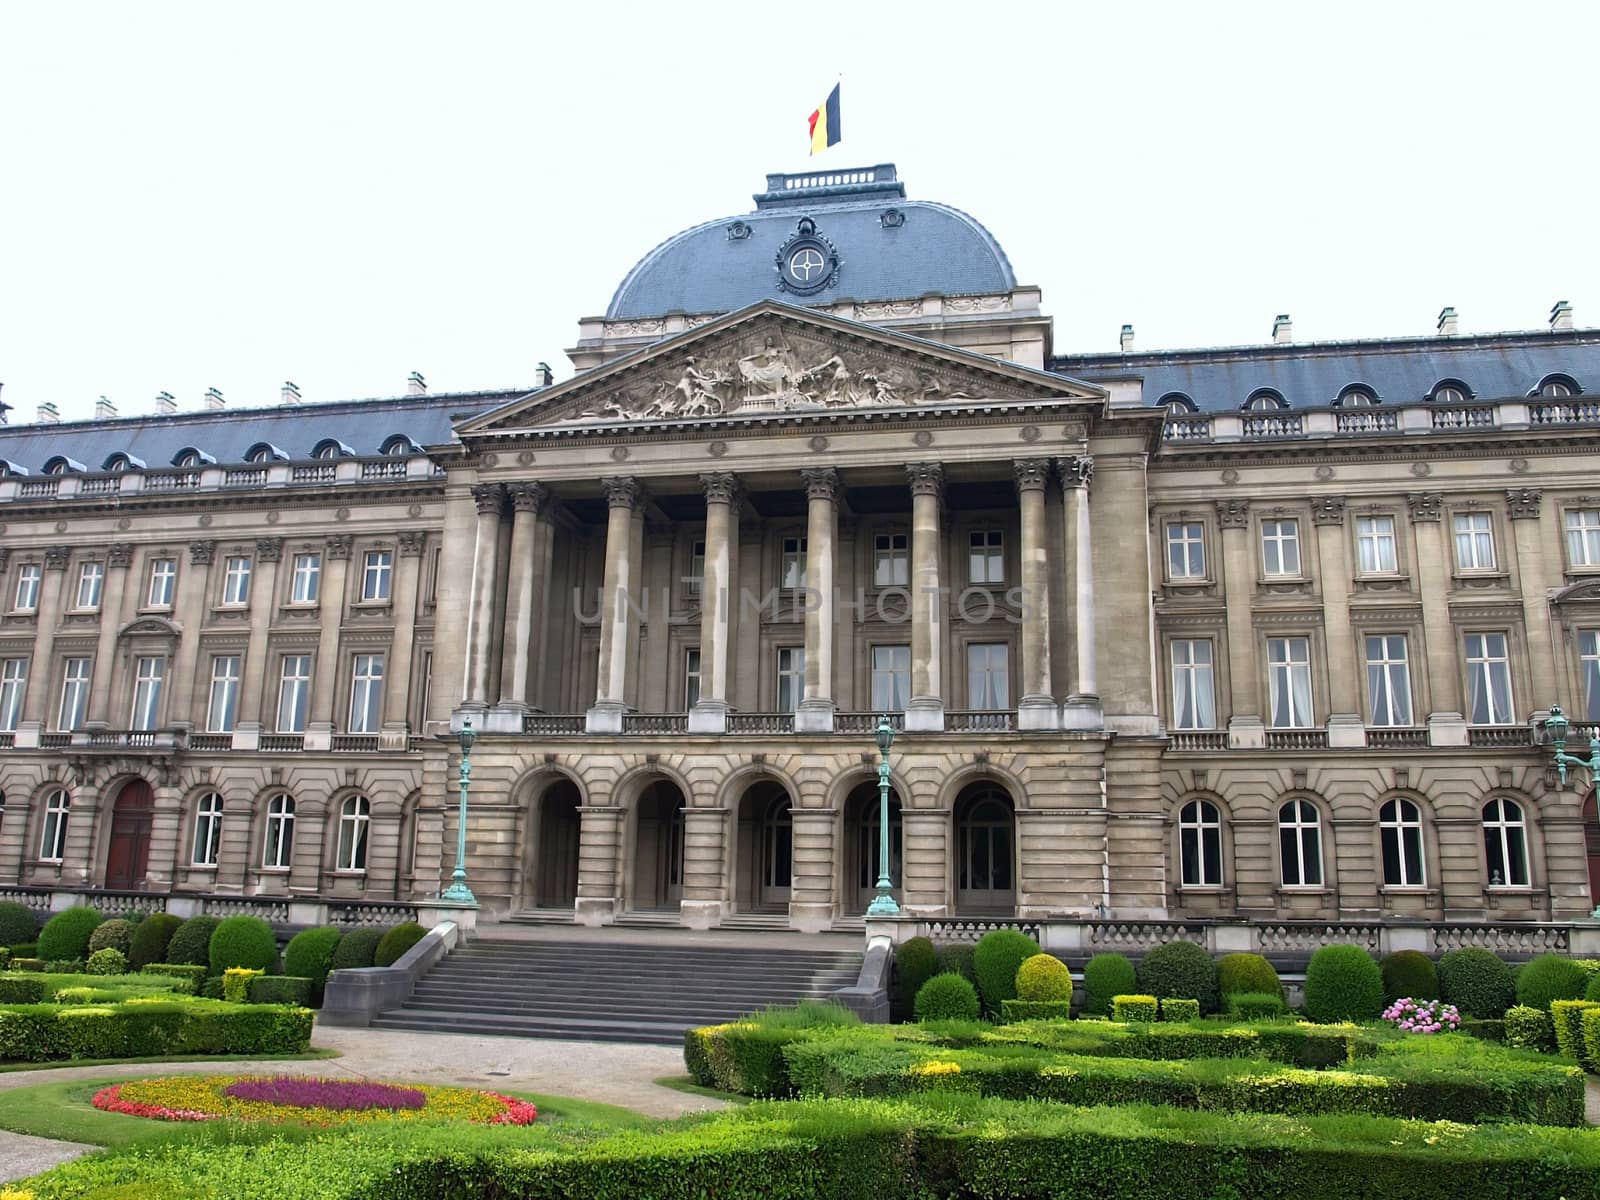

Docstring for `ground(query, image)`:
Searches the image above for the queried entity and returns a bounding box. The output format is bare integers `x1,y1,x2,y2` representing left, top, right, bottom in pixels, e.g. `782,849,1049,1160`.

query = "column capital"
1215,498,1251,528
507,481,550,514
800,467,840,502
107,542,135,569
1406,491,1443,522
1012,458,1051,493
188,539,215,566
471,482,507,515
1055,454,1095,491
398,530,427,557
43,545,71,571
601,475,642,509
1505,487,1544,520
255,537,283,563
1309,496,1346,526
325,534,354,560
699,471,741,506
905,461,944,499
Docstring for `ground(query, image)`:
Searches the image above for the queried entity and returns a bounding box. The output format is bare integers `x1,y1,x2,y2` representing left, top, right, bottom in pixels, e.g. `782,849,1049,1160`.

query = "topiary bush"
894,937,939,1021
1217,952,1280,999
86,947,128,976
1014,953,1073,1003
1552,999,1600,1062
1227,991,1290,1020
1161,998,1201,1022
936,942,976,983
36,906,103,962
1303,944,1385,1023
971,930,1039,1016
87,918,135,958
1082,953,1136,1017
283,927,344,1002
329,927,383,972
1438,947,1516,1019
1504,1004,1556,1053
1380,950,1439,1004
1112,994,1159,1022
374,922,427,967
208,915,278,974
1135,941,1218,1013
914,972,981,1023
1516,954,1590,1013
1586,973,1600,1004
129,913,183,971
166,915,222,967
0,901,38,946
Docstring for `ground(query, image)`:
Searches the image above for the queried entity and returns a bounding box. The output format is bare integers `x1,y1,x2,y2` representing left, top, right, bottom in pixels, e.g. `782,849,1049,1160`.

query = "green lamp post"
1545,704,1600,789
440,718,479,906
866,714,901,917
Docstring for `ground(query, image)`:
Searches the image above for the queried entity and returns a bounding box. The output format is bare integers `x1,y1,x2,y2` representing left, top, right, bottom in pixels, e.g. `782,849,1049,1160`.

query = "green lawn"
0,1047,339,1075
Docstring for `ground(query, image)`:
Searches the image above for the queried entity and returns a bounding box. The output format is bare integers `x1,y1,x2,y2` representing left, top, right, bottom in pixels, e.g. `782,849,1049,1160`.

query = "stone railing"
329,901,418,927
0,733,13,750
1335,409,1399,434
1163,416,1213,441
1241,413,1304,439
1156,395,1600,445
259,734,305,752
1530,398,1600,425
621,714,688,734
1265,729,1328,750
919,917,1045,944
0,455,439,506
331,735,381,752
186,734,233,751
1168,731,1229,750
1366,727,1429,748
203,896,292,923
1430,403,1496,430
291,464,337,484
0,887,52,911
837,712,904,733
727,712,796,734
523,713,586,735
1468,725,1537,747
1432,922,1570,956
946,709,1016,732
77,890,167,919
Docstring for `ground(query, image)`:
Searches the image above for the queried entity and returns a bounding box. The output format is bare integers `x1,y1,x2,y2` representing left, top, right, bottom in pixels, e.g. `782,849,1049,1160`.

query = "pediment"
118,616,181,640
458,301,1102,436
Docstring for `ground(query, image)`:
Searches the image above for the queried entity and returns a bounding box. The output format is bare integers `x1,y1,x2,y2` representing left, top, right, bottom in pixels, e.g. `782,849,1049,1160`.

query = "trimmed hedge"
1161,998,1201,1022
1438,947,1516,1019
36,907,103,962
1505,1005,1556,1053
1135,941,1218,1013
893,937,938,1021
223,967,265,1003
1587,973,1600,1003
915,973,981,1023
374,922,427,968
1082,952,1136,1017
283,926,344,1001
165,916,221,967
1014,953,1072,1002
141,963,207,993
1552,999,1600,1063
1113,994,1159,1023
1303,944,1385,1023
1000,999,1072,1022
1227,992,1289,1020
1516,955,1590,1012
87,918,135,957
1583,1007,1600,1075
129,913,183,971
971,930,1039,1016
86,948,128,976
249,975,314,1006
209,916,278,974
1380,950,1439,1004
1216,952,1280,999
0,901,37,946
329,927,383,971
0,976,49,1003
0,998,313,1063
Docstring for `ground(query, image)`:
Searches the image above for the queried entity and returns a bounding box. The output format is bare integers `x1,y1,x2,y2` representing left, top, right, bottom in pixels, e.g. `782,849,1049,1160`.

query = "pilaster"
905,463,945,732
1013,459,1056,730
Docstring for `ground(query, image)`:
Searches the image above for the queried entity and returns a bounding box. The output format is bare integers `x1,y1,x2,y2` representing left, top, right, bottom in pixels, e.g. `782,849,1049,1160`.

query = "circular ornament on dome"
727,221,751,242
881,208,905,228
774,217,840,296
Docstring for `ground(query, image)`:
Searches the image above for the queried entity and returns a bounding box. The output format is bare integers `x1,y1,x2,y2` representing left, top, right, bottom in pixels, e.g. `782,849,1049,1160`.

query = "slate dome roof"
606,165,1017,320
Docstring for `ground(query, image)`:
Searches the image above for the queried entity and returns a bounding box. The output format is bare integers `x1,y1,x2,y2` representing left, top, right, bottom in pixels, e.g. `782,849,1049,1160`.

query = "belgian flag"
808,83,840,155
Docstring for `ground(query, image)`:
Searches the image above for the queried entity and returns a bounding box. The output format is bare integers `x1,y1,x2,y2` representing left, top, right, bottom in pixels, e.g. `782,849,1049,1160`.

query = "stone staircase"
368,936,864,1045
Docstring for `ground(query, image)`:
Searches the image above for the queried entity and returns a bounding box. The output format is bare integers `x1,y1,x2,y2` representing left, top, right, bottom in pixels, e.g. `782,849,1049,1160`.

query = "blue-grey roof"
1052,331,1600,414
606,166,1016,319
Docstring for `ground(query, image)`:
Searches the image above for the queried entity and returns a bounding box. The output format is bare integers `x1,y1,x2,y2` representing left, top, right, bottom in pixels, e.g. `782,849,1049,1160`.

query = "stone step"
370,1008,691,1046
401,995,840,1024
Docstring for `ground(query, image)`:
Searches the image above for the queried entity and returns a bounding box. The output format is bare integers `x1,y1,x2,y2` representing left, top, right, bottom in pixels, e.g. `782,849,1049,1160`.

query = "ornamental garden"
5,900,1600,1198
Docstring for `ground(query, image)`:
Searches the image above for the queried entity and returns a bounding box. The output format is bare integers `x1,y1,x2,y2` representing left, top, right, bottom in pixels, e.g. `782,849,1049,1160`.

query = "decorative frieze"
800,467,839,502
1406,492,1443,522
255,537,283,564
1012,458,1050,494
601,476,641,509
1215,499,1250,528
905,462,944,498
1505,487,1543,520
1309,496,1346,526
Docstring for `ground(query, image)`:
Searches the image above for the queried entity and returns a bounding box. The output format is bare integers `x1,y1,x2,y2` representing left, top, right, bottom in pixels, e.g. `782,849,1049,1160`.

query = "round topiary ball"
914,972,981,1023
1380,950,1439,1004
971,929,1040,1016
374,922,427,967
1082,953,1137,1017
129,913,183,970
1135,941,1219,1013
284,926,344,997
1302,943,1385,1023
1015,953,1074,1002
165,916,222,967
86,947,128,977
0,901,39,947
329,927,383,971
87,918,135,958
208,915,278,974
36,906,103,962
1515,954,1590,1012
894,936,939,1020
1217,952,1281,999
1437,948,1516,1019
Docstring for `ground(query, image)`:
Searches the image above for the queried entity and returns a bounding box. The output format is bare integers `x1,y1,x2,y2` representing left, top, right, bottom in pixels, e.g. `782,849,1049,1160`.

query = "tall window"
1267,637,1313,728
1178,799,1222,887
1170,639,1216,729
0,659,26,732
39,789,70,861
75,561,104,609
348,654,385,733
1355,515,1397,573
191,793,223,867
873,533,909,587
780,537,807,590
684,648,701,709
207,656,241,732
290,554,321,604
1364,635,1413,727
776,647,805,712
1167,523,1206,579
1465,632,1514,725
1379,798,1426,887
277,655,312,733
1453,513,1495,571
969,530,1003,584
686,540,705,599
147,558,177,608
1278,799,1323,887
130,656,165,730
262,794,295,869
1582,630,1600,721
58,657,91,730
1567,509,1600,567
222,556,252,605
14,564,41,611
967,643,1009,710
1482,798,1529,888
871,645,911,711
336,795,370,871
360,550,393,602
1260,519,1301,577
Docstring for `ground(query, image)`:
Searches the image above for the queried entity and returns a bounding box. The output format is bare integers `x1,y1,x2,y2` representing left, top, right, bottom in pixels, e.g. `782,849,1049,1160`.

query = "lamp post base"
866,890,900,917
439,879,479,907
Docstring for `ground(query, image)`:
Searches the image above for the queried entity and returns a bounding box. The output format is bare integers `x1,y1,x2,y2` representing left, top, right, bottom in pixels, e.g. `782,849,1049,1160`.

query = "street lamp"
440,718,479,906
1545,704,1600,789
866,714,900,917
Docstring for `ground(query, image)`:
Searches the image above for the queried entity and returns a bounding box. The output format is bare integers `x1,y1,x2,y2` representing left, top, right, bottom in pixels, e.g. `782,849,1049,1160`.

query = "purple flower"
223,1077,426,1112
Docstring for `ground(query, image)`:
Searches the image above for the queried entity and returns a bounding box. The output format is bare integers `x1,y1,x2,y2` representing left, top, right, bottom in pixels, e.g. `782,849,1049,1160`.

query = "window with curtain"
130,656,165,731
207,656,241,733
75,561,105,609
262,794,295,869
39,789,70,861
1464,632,1513,725
348,654,385,733
14,564,42,611
146,558,177,607
684,648,701,709
336,795,370,871
1453,513,1495,571
968,530,1003,584
781,537,807,589
1481,798,1529,888
1178,799,1223,887
58,658,91,730
191,793,224,866
1166,523,1206,579
1278,798,1323,887
1355,516,1397,573
1170,639,1216,729
871,645,911,711
290,554,321,604
277,655,311,733
1379,798,1426,887
0,659,26,732
1364,635,1413,727
1582,630,1600,721
873,533,909,587
1260,520,1301,577
1569,509,1600,567
222,556,252,606
966,643,1009,710
1267,637,1313,728
776,647,805,712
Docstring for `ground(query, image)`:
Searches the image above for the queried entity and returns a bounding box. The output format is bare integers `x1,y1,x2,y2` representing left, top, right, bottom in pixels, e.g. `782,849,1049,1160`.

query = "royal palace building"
2,164,1599,940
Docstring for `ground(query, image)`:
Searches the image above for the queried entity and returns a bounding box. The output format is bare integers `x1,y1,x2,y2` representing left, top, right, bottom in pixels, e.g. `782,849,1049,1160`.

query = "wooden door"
105,781,155,890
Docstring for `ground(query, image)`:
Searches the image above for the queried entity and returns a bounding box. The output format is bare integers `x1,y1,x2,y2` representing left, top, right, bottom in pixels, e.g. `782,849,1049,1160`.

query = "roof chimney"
1119,324,1135,353
1437,307,1459,337
203,387,225,411
281,381,302,406
407,371,427,396
1550,300,1574,332
95,396,117,420
37,402,59,425
1271,314,1293,344
535,362,554,387
155,391,177,415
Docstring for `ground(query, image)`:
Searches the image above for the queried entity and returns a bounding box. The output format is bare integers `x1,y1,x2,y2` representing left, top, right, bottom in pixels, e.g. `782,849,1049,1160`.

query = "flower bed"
92,1075,537,1126
1384,997,1461,1034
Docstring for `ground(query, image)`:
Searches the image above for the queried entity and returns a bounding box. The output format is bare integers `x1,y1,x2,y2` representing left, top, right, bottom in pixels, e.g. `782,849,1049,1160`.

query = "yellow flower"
909,1060,962,1077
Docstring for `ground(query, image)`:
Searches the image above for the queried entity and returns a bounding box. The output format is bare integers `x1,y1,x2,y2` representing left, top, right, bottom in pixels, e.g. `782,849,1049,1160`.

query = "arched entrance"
1584,790,1600,909
105,780,155,890
533,781,581,909
953,783,1016,914
735,781,791,912
631,780,685,911
841,780,902,913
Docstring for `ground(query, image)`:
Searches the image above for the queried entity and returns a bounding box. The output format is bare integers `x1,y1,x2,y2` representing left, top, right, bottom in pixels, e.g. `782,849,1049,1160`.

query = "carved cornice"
326,534,353,560
1309,496,1346,526
601,476,642,510
471,482,507,516
107,543,134,569
398,530,426,557
1055,454,1094,491
1406,492,1443,522
507,482,549,515
1215,499,1250,528
1505,487,1543,520
801,467,840,503
43,545,70,571
255,537,283,564
1012,458,1050,494
905,461,944,499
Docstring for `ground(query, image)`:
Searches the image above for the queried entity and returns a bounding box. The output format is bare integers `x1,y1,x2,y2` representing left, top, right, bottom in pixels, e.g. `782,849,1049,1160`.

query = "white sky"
2,1,1596,423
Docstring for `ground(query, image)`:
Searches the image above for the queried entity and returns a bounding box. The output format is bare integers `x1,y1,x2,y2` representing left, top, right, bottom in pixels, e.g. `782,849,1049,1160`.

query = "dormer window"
243,443,288,464
1428,380,1472,405
42,457,83,475
312,439,353,460
1335,385,1378,408
1158,392,1197,417
1534,374,1582,399
1243,389,1287,412
101,452,145,472
380,435,418,457
172,447,213,468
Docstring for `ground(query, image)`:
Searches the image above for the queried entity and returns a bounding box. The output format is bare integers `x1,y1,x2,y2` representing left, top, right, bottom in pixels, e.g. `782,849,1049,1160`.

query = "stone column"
796,468,839,732
86,544,134,726
463,483,506,711
901,808,952,916
679,805,730,929
232,538,280,740
1408,492,1466,746
494,483,549,723
691,473,740,733
165,540,215,729
1059,455,1102,729
1013,459,1057,730
1311,498,1363,747
20,548,70,729
1507,488,1557,714
905,463,945,731
587,476,641,732
1218,499,1263,748
382,531,426,732
574,804,624,925
308,535,353,743
788,805,837,932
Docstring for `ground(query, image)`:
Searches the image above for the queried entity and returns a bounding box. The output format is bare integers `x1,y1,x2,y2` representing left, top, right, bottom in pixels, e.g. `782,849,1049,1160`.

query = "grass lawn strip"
0,1047,338,1075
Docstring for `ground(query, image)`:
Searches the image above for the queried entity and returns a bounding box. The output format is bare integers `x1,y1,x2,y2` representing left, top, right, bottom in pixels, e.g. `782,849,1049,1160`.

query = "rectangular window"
1267,636,1313,728
277,655,312,733
873,533,909,587
1465,632,1514,725
348,653,385,733
685,648,701,709
360,551,392,602
969,530,1004,585
776,647,805,713
966,643,1010,710
780,537,807,590
1364,635,1413,727
415,650,433,729
1355,515,1398,574
0,659,26,731
130,656,165,731
871,645,911,712
14,564,41,611
290,553,321,604
222,556,252,606
1170,639,1216,729
1260,520,1301,577
57,657,90,730
75,561,105,609
1453,512,1496,571
207,656,241,733
1567,508,1600,567
1583,630,1600,722
147,558,177,608
686,540,705,598
1166,523,1206,579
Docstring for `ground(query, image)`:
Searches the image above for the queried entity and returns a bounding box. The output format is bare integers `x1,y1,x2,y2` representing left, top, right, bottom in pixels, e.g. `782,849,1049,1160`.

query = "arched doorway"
735,781,791,912
105,780,155,890
841,780,902,913
631,780,685,911
533,781,581,909
953,783,1016,914
1584,790,1600,909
